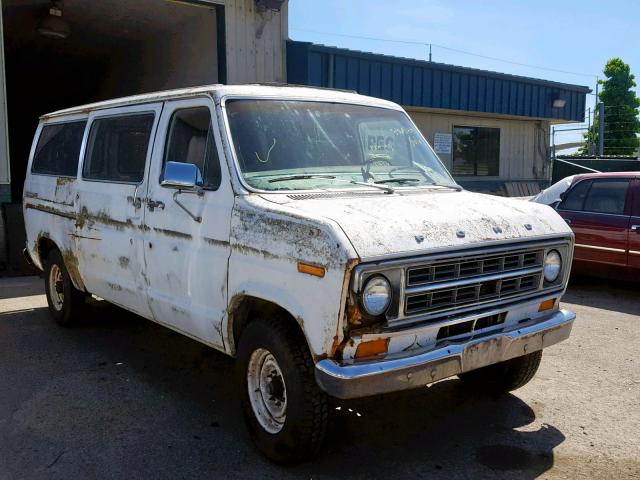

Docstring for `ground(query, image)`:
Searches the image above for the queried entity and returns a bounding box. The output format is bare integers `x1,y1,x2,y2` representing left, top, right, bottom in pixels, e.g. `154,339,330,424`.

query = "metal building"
0,0,288,271
287,40,591,193
0,0,288,205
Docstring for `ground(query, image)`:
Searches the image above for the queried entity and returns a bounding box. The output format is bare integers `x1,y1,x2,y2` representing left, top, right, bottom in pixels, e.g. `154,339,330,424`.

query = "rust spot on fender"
25,203,76,221
106,282,123,292
231,243,283,261
61,249,86,291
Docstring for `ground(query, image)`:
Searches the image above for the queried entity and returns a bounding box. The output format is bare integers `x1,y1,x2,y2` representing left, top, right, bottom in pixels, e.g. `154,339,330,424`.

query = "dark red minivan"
556,172,640,279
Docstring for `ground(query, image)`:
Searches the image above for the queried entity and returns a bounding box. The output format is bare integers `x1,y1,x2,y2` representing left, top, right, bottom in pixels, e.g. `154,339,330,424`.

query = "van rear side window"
32,121,87,176
83,114,154,183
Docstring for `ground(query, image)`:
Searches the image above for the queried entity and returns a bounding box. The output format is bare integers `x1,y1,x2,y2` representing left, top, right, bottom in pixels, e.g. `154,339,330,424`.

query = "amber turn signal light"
355,338,389,359
297,262,326,278
538,298,556,312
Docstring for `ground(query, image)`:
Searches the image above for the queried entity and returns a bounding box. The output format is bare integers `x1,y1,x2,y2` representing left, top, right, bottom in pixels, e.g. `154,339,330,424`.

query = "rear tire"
43,249,86,326
458,350,543,393
236,316,328,464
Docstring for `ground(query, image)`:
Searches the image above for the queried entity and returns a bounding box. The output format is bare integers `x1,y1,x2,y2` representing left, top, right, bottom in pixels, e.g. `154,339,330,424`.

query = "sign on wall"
433,133,452,154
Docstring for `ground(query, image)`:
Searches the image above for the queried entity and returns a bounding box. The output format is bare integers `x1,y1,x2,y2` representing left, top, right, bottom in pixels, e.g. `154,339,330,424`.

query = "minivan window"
559,180,592,211
32,121,86,176
583,179,629,215
83,114,154,183
163,107,221,189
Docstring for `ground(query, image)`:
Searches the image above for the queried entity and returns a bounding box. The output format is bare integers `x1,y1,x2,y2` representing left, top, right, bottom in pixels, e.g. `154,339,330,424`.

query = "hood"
261,189,572,260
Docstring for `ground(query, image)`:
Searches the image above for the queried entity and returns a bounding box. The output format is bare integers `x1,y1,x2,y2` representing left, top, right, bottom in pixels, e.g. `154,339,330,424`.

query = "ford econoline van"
23,85,575,463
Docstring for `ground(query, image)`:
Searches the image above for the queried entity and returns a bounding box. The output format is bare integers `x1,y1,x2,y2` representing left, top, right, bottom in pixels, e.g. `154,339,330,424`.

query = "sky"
288,0,640,149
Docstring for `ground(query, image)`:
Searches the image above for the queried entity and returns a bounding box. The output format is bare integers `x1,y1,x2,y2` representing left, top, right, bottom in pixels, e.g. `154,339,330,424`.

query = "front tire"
237,317,328,464
43,249,86,326
458,350,543,393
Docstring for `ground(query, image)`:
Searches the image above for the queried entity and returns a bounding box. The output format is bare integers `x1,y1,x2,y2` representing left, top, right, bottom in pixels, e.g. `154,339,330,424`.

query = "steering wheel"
388,165,431,180
361,156,392,181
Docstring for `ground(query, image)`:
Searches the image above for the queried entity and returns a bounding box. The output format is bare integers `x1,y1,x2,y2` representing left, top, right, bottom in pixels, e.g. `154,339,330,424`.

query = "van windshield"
225,99,456,191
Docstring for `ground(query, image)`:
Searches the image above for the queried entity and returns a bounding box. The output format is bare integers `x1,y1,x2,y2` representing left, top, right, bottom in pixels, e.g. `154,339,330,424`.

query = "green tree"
580,58,640,155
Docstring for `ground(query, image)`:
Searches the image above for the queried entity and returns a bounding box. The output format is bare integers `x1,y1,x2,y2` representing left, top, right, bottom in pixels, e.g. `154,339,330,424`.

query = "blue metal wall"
287,41,590,122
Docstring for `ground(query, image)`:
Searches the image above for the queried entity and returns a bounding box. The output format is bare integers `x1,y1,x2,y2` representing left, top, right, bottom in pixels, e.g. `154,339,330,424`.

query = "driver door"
141,97,233,349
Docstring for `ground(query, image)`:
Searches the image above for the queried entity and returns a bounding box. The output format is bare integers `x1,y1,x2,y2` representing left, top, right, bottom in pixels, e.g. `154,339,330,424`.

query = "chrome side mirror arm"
173,189,202,223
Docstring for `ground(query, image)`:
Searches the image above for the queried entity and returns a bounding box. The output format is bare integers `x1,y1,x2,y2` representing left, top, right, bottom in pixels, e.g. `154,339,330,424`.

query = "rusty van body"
23,85,575,463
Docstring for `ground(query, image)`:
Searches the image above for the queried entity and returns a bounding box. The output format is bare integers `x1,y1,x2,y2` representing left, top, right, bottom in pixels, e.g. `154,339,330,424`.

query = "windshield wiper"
425,183,464,191
265,174,395,193
374,178,420,185
349,180,394,194
268,174,337,183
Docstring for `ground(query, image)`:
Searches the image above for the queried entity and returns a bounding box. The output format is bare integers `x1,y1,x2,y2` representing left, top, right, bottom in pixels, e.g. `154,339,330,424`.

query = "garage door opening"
3,0,224,201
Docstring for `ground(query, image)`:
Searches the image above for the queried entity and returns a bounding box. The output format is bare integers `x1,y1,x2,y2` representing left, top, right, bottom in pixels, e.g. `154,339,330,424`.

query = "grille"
436,313,506,341
403,248,545,317
407,250,541,287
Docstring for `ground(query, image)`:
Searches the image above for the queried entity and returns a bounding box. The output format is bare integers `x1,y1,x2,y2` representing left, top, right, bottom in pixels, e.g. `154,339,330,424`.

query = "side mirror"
161,161,202,190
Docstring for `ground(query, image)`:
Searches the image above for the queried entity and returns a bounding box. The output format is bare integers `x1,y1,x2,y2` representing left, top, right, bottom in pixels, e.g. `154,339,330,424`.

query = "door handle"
631,225,640,233
147,199,165,212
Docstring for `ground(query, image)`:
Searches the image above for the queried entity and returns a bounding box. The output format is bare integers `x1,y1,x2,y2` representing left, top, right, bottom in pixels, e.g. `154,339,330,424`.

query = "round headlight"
362,276,392,316
543,250,562,282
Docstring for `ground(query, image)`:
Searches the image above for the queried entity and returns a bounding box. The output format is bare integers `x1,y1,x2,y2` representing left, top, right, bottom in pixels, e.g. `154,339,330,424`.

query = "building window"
452,126,500,176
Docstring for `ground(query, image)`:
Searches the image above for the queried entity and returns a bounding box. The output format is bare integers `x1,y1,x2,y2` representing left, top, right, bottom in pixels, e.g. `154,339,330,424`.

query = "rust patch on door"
153,227,192,240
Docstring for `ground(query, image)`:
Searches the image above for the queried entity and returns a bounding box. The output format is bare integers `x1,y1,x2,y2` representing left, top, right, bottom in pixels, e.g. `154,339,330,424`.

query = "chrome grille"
407,250,542,287
403,248,545,317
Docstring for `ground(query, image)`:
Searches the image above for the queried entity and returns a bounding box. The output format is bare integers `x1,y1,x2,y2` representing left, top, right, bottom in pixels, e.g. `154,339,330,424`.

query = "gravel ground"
0,275,638,479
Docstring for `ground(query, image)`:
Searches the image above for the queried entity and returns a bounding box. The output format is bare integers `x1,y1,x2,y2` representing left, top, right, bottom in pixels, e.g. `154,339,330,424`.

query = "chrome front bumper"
315,309,575,399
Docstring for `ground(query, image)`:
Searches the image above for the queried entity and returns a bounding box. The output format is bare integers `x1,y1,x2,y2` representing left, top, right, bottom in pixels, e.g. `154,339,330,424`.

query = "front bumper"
315,309,575,399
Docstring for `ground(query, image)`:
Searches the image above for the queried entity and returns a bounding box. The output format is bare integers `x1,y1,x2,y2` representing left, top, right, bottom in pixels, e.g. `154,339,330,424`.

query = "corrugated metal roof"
287,40,590,122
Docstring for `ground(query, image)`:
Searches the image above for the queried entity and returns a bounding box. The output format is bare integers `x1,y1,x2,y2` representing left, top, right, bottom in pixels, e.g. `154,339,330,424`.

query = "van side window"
32,121,87,176
83,114,154,183
162,107,221,190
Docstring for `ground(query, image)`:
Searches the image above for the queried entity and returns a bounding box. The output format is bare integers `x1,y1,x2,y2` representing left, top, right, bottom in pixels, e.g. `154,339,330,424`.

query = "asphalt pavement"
0,275,638,479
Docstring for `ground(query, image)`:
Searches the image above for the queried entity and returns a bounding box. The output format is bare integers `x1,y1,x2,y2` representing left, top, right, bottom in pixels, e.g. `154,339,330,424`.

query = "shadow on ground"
563,275,640,316
0,300,566,480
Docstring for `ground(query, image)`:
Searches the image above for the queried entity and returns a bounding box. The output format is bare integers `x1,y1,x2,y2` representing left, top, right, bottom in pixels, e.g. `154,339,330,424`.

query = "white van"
23,85,575,463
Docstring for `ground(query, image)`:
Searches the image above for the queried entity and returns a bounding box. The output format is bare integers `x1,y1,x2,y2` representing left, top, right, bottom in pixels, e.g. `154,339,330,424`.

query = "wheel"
43,249,86,326
458,350,543,393
236,316,328,464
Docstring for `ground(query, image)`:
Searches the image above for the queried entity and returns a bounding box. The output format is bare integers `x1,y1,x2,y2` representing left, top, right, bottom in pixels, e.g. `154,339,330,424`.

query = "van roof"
40,84,402,120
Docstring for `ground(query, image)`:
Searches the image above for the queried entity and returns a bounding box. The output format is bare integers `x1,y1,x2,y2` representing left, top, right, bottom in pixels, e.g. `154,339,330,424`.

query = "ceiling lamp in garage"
255,0,286,12
37,0,71,40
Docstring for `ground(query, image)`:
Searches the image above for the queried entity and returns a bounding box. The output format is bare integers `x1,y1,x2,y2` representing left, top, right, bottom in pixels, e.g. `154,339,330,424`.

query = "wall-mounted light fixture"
37,0,70,39
552,98,567,109
255,0,285,12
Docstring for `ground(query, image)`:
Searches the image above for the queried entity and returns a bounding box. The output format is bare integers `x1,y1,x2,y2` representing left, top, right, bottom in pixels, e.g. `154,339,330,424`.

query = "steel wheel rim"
48,264,65,311
247,348,287,434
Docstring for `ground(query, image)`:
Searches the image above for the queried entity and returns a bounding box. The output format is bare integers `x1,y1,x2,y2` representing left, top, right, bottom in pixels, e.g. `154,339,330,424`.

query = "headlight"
361,275,392,316
543,250,562,282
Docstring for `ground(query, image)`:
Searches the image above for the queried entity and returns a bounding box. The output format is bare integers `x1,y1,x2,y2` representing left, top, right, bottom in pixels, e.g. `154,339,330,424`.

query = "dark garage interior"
2,0,222,201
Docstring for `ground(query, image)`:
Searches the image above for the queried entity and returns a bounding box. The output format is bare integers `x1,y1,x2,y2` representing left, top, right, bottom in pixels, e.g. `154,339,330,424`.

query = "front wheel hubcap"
48,264,65,311
247,348,287,434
